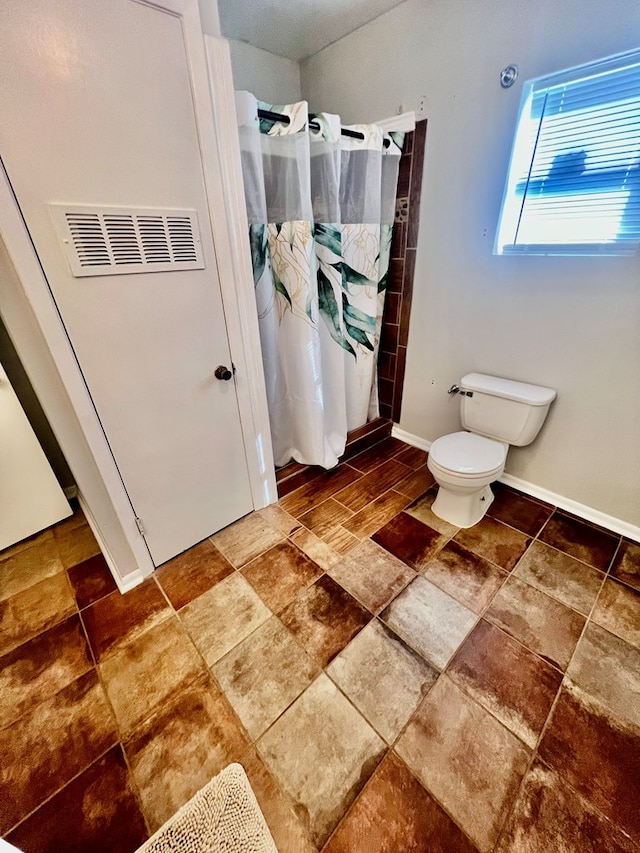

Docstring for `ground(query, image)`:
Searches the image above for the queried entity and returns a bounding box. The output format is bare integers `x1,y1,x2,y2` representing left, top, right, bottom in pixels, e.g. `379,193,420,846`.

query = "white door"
0,0,254,565
0,361,71,550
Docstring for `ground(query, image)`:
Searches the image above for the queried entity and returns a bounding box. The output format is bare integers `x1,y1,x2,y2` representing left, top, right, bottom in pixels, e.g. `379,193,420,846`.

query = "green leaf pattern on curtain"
267,220,315,326
249,224,267,287
314,223,355,356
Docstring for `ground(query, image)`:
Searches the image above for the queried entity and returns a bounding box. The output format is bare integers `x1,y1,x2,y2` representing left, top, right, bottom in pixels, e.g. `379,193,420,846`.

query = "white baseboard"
392,425,640,543
77,491,149,594
392,426,432,453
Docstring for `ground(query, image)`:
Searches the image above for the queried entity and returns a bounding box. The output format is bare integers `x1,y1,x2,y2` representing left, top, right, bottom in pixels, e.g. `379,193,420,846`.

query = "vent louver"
50,205,205,277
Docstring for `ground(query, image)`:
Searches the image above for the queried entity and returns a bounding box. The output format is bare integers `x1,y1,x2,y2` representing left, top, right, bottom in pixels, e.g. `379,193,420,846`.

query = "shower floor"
1,437,639,851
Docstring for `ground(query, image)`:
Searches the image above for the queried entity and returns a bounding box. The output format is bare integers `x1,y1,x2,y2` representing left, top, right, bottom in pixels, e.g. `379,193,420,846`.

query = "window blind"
495,49,640,256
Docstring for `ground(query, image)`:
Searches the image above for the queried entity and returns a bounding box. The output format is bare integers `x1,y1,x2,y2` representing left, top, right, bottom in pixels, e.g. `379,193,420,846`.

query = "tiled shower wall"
378,119,427,423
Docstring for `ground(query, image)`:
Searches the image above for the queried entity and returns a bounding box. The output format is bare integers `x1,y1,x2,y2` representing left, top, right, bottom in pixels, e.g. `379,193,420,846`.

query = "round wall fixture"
500,65,518,88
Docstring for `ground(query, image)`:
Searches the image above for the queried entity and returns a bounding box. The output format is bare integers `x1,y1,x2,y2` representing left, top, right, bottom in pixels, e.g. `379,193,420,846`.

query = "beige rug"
136,763,278,853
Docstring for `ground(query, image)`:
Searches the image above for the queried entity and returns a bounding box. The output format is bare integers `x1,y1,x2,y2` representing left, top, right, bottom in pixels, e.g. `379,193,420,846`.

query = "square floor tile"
454,517,531,572
240,747,317,853
513,540,604,616
155,540,234,610
82,578,172,663
213,616,319,740
610,539,640,592
373,512,445,570
405,489,459,537
180,573,271,666
53,523,101,570
486,576,585,671
211,512,284,567
67,553,118,610
381,575,476,669
327,538,415,613
567,622,640,727
487,485,553,536
328,620,438,743
421,540,507,613
99,617,206,735
591,578,640,649
342,491,412,539
7,746,147,853
0,572,75,656
324,751,479,853
496,759,636,853
280,575,371,667
124,675,249,831
396,675,530,853
333,458,411,512
538,512,620,571
447,619,562,748
0,615,93,727
242,540,323,614
0,669,116,834
257,674,385,848
0,535,64,602
538,681,640,844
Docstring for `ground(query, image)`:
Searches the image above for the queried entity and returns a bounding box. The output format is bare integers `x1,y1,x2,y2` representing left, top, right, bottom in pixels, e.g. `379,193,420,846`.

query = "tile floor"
1,436,639,852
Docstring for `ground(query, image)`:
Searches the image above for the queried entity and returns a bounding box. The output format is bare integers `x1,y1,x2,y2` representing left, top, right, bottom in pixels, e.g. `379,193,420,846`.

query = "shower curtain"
236,92,403,469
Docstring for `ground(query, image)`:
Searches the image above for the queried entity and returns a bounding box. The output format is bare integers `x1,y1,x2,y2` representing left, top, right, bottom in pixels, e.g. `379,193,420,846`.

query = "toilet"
427,373,556,528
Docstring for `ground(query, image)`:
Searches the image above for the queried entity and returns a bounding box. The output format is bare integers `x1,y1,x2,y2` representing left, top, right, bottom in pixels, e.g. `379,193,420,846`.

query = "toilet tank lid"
460,373,556,406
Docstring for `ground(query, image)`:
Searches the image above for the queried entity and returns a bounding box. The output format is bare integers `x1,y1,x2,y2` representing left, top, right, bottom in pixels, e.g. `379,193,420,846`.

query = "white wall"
301,0,640,526
228,38,301,104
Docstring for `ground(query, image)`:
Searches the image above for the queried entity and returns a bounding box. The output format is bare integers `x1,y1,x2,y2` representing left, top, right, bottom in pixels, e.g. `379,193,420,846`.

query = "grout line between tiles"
0,575,79,664
482,518,628,850
3,741,124,839
384,743,483,853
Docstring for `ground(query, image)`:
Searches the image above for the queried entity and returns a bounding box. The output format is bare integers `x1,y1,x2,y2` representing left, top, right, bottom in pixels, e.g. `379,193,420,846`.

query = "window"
495,48,640,256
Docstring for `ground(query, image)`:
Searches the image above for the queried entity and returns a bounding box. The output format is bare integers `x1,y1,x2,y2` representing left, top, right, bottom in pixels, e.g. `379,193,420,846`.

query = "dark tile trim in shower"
379,119,427,425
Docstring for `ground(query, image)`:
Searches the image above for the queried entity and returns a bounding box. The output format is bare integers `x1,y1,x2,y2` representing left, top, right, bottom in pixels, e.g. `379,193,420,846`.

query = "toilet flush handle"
447,384,473,397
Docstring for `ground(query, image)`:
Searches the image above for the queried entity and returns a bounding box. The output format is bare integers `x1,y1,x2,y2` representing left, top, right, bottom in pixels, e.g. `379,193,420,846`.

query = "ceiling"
217,0,408,62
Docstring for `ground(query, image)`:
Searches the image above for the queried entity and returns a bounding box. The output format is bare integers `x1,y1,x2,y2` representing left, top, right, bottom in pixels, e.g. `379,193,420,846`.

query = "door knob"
214,365,233,381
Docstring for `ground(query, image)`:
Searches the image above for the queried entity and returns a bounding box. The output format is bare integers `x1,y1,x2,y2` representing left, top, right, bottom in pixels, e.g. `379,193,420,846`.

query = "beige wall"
228,38,301,104
301,0,640,526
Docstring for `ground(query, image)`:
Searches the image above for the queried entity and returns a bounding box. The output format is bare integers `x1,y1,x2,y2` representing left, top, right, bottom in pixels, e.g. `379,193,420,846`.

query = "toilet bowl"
427,373,556,528
427,432,507,528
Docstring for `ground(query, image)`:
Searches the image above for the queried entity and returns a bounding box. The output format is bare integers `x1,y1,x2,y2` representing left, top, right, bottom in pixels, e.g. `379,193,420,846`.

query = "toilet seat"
429,431,506,477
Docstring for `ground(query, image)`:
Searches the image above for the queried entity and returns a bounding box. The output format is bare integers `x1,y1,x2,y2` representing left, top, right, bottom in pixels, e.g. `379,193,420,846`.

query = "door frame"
0,0,276,590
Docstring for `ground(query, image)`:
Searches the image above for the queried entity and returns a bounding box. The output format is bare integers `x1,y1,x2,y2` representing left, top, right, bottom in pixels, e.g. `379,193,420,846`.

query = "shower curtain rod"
257,108,390,147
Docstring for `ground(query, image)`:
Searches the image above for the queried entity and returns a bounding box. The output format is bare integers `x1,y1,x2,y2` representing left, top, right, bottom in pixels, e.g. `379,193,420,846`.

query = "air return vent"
50,205,205,277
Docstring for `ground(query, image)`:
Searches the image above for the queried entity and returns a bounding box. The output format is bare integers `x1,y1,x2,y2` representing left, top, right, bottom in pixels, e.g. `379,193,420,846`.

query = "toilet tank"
459,373,556,446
